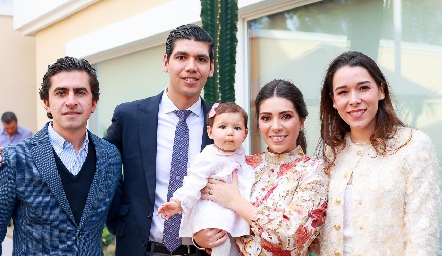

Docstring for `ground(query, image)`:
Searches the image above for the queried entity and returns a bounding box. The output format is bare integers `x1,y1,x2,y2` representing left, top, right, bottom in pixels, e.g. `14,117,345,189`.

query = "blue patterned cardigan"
0,123,122,255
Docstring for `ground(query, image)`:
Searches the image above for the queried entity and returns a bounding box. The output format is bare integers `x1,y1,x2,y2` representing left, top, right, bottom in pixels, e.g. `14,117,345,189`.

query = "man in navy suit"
0,56,122,255
105,24,227,255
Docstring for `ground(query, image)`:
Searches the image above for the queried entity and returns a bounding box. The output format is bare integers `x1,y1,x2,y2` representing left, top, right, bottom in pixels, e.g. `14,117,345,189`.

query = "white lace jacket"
319,127,440,256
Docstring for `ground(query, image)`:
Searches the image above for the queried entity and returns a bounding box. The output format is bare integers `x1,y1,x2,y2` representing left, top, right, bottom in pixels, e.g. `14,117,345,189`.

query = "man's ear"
208,60,215,77
162,54,169,73
91,99,98,113
43,100,51,114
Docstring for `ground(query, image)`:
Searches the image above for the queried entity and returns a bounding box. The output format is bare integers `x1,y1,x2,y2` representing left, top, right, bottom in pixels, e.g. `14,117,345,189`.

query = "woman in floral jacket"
197,79,329,255
317,51,440,255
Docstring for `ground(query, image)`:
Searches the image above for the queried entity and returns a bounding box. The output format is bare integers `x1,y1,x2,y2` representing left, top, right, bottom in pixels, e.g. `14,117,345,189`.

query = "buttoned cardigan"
319,127,440,256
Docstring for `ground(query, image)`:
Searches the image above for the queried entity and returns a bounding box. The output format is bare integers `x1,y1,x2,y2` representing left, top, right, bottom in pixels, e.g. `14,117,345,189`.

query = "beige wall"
0,15,36,132
34,0,171,128
95,44,168,137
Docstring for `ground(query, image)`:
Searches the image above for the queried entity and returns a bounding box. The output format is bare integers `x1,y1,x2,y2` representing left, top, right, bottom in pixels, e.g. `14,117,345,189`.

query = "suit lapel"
79,133,105,227
32,123,76,224
138,95,212,205
139,94,161,205
201,99,214,150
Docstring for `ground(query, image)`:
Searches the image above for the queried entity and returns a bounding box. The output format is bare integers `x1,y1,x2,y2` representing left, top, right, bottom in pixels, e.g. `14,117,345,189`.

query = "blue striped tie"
163,110,192,252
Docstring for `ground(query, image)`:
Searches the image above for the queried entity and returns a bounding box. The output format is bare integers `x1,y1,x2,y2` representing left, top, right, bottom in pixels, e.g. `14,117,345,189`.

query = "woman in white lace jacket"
317,51,440,256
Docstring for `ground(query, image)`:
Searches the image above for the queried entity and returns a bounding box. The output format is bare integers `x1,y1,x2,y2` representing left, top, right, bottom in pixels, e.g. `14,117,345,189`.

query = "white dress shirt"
150,89,204,245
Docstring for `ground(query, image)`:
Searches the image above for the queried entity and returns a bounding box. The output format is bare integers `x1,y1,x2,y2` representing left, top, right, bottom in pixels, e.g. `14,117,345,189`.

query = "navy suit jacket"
0,122,122,256
105,92,213,256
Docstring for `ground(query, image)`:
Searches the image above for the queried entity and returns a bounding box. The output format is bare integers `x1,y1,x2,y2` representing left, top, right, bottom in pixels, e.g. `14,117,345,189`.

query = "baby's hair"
207,102,248,129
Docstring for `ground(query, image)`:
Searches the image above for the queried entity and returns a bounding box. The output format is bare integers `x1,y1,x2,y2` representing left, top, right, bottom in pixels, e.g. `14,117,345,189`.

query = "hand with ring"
200,171,241,210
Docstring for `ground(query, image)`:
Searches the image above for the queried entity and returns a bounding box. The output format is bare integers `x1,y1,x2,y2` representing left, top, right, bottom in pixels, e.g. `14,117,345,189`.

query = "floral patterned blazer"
236,146,329,256
319,127,440,256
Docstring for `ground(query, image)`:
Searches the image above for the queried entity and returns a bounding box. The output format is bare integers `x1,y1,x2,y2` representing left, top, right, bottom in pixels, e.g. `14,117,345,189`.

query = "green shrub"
102,227,116,255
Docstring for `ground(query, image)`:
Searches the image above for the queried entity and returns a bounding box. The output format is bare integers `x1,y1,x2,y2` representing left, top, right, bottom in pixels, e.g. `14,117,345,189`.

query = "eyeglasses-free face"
332,65,385,143
258,97,305,154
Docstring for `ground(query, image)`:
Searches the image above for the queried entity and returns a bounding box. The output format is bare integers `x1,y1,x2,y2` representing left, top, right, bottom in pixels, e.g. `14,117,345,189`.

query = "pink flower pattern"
237,146,329,256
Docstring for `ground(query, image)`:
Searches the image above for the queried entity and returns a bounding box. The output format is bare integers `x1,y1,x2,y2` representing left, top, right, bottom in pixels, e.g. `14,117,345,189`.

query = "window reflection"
247,0,442,165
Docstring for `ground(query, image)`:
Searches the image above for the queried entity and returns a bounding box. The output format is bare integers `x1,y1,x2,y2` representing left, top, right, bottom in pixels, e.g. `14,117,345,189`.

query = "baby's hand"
156,201,182,220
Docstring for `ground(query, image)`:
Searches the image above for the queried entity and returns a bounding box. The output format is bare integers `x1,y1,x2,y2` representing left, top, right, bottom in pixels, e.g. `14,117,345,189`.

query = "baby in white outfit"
157,102,254,256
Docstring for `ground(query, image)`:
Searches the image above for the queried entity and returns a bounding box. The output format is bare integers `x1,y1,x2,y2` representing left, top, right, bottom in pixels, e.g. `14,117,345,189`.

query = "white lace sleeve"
404,130,440,255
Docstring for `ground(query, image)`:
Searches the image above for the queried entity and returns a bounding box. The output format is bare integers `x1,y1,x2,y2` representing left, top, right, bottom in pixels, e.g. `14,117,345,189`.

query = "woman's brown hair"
320,51,405,170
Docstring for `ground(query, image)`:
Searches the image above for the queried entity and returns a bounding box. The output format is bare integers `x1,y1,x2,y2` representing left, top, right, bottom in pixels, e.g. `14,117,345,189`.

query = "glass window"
248,0,442,159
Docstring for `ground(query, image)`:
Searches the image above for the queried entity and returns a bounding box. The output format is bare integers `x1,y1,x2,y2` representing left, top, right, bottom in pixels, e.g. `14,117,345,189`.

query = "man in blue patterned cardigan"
0,56,122,255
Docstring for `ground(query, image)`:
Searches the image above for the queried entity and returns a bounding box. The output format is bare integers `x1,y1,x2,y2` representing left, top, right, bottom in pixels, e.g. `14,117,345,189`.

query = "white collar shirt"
150,89,204,244
48,122,89,176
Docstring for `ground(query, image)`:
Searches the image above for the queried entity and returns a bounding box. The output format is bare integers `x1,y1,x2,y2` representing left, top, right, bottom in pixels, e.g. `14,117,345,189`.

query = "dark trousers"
144,241,210,256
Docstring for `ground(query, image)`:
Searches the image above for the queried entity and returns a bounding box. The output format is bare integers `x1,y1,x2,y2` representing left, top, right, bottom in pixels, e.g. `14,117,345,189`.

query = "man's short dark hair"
165,24,214,62
39,56,99,119
1,111,17,124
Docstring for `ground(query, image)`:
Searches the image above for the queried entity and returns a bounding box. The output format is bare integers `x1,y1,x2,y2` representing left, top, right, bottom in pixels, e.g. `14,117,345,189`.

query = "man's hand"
193,228,227,249
0,147,3,154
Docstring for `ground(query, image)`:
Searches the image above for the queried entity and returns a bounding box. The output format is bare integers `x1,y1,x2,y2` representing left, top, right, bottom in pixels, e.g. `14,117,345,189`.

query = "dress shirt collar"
47,122,89,155
161,87,202,116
